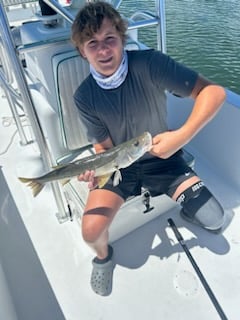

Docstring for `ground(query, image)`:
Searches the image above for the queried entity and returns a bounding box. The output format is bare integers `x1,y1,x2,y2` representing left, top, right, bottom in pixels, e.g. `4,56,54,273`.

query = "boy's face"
79,18,124,77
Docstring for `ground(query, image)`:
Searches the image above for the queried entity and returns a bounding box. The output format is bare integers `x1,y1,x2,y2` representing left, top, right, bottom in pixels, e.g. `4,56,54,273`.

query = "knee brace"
176,181,225,231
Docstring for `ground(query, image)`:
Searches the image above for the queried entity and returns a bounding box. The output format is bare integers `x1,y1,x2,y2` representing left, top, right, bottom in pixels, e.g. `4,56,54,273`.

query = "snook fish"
18,132,152,197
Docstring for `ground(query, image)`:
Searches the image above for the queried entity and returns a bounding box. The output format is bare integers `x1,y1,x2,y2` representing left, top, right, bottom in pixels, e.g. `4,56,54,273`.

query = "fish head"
131,131,152,154
119,132,152,167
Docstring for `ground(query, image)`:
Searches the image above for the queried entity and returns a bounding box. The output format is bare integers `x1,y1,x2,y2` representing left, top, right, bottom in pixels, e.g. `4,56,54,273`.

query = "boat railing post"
0,2,69,222
156,0,166,53
0,10,29,145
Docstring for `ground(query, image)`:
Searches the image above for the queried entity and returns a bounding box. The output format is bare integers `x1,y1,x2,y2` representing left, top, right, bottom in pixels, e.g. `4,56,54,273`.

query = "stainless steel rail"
156,0,166,52
0,5,29,145
0,68,21,100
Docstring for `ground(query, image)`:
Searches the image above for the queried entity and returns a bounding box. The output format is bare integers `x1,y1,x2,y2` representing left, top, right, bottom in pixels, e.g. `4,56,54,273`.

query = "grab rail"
0,6,29,145
129,9,165,52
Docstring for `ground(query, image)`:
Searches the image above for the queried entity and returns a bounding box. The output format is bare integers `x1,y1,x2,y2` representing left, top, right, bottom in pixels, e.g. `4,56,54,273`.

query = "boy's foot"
90,245,114,296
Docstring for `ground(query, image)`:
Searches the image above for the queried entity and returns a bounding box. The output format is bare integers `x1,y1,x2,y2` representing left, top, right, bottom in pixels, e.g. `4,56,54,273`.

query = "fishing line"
0,115,30,156
168,218,228,320
0,129,18,156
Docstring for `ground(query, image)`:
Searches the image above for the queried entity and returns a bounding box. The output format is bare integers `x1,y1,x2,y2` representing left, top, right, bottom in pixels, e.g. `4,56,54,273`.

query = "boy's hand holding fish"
78,170,98,190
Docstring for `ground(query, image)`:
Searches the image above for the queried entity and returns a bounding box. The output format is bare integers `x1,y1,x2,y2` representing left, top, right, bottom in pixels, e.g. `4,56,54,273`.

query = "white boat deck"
1,88,240,320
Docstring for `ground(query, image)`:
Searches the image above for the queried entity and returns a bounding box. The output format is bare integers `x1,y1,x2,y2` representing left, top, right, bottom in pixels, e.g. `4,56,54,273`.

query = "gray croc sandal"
90,246,114,296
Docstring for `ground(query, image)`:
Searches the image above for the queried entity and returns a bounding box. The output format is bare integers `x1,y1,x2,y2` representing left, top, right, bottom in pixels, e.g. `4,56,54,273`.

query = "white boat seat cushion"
52,50,90,151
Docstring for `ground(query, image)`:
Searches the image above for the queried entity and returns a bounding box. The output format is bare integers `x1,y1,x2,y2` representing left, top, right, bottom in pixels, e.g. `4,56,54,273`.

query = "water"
119,0,240,94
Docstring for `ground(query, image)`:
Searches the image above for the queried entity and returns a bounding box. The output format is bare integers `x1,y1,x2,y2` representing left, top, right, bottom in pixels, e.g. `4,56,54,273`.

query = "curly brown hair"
71,1,127,48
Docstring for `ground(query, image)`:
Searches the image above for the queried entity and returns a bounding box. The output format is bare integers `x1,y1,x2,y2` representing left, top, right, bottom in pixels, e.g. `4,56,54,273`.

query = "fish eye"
134,140,139,147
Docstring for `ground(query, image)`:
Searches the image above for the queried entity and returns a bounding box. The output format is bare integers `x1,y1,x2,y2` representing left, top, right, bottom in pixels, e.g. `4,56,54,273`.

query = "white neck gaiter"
90,50,128,90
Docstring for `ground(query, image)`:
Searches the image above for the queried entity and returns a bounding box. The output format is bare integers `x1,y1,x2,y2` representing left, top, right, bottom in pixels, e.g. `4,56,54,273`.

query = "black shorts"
99,151,196,201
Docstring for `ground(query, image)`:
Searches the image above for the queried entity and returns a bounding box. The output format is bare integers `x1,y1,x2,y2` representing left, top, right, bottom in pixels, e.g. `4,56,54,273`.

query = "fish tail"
18,177,45,197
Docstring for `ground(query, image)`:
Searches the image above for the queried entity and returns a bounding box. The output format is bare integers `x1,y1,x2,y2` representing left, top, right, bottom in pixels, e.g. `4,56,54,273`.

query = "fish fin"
60,178,70,186
18,177,44,197
113,169,122,186
98,174,112,188
51,162,72,170
18,177,32,184
51,165,60,169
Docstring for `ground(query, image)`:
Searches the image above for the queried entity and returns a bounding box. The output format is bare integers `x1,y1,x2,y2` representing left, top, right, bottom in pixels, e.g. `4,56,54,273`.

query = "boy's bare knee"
81,190,123,244
82,220,103,244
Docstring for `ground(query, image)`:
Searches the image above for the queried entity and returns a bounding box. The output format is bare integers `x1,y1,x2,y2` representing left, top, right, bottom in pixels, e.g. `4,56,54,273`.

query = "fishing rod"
167,218,228,320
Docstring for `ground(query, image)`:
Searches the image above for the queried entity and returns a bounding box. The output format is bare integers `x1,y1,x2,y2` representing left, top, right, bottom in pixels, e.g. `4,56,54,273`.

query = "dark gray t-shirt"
74,49,198,147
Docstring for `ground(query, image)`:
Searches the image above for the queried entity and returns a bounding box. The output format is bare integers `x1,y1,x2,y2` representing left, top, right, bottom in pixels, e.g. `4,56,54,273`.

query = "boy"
71,1,226,296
